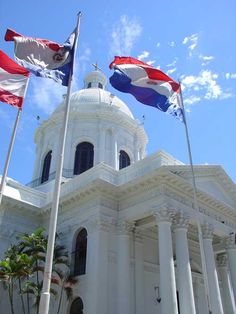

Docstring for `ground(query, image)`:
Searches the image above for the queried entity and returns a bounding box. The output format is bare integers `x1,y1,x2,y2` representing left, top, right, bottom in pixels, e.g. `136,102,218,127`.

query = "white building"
1,69,236,314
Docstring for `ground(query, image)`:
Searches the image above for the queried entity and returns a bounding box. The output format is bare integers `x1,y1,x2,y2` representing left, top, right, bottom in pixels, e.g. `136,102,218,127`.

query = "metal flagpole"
0,108,22,206
179,83,212,314
39,12,82,314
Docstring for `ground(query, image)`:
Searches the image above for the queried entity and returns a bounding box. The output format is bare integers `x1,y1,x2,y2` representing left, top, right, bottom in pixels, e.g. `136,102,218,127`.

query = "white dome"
52,69,134,119
53,88,134,119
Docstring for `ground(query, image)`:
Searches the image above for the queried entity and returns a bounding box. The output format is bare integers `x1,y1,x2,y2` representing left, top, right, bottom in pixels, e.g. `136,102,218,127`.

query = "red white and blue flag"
5,29,76,86
109,56,183,121
0,49,30,109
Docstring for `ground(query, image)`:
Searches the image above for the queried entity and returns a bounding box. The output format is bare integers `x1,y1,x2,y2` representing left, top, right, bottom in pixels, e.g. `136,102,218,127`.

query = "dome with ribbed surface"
52,70,134,119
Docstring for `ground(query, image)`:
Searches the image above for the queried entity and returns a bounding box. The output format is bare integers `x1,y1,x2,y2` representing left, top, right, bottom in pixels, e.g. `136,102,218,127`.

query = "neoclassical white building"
1,69,236,314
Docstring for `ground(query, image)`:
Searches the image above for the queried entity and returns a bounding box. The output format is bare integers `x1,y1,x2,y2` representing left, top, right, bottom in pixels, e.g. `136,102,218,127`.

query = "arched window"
74,228,87,276
74,142,94,175
119,150,130,169
98,82,103,89
70,297,83,314
87,82,92,88
41,150,52,183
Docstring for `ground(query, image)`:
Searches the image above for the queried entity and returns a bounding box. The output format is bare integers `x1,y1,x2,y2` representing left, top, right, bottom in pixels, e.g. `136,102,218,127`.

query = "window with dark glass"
87,82,92,88
70,297,83,314
74,142,94,175
41,150,52,183
119,150,131,169
98,82,103,89
74,228,87,276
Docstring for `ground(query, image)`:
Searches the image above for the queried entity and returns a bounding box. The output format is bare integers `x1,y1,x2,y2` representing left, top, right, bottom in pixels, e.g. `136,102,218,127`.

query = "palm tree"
55,270,78,314
5,245,32,314
0,249,31,314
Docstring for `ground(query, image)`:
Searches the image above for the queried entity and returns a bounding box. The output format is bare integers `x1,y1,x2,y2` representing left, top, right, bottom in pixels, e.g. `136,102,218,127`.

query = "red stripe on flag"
0,50,30,76
5,28,63,52
110,56,180,92
0,88,23,109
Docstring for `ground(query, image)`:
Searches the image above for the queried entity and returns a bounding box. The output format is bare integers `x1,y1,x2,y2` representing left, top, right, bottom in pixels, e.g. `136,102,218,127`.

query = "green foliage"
0,228,77,314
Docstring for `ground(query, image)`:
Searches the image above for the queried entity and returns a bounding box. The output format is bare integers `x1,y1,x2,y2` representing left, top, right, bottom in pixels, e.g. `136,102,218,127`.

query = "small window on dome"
87,82,92,88
98,82,103,89
119,150,131,170
41,150,52,183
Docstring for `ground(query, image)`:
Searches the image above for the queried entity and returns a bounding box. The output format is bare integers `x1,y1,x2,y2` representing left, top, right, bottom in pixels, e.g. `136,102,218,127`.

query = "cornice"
35,108,148,144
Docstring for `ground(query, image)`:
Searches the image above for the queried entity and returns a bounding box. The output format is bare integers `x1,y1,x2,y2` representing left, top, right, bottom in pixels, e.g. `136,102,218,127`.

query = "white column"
133,134,140,162
98,127,106,164
111,130,118,170
174,213,196,314
134,230,145,314
117,220,133,314
217,253,236,314
154,209,178,314
226,233,236,301
202,224,224,314
86,215,111,314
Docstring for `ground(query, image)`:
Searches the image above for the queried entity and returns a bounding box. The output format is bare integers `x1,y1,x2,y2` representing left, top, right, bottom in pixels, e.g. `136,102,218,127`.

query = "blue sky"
0,0,236,185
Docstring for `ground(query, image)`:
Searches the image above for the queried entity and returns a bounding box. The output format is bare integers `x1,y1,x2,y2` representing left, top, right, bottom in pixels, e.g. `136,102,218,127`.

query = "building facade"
1,69,236,314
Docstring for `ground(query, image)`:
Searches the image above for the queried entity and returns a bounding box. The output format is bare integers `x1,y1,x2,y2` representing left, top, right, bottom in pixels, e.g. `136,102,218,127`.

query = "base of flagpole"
39,292,50,314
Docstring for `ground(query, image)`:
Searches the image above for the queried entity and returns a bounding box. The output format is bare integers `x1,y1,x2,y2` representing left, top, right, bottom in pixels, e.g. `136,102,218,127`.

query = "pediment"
168,165,236,208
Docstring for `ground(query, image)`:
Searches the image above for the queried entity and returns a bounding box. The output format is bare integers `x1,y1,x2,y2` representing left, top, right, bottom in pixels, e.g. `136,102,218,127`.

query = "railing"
26,168,75,188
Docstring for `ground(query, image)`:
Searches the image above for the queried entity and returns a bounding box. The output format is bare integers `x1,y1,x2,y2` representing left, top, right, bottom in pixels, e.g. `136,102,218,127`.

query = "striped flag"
109,56,183,121
5,28,75,86
0,49,30,109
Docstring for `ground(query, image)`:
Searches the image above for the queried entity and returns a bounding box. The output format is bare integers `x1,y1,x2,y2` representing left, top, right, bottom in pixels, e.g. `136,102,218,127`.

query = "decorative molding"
117,220,134,235
173,212,189,230
225,233,236,250
217,253,228,267
153,208,174,223
202,223,214,240
87,214,115,233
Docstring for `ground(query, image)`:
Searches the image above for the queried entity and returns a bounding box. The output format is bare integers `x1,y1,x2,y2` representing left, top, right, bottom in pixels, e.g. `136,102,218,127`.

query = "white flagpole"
179,83,212,314
0,108,22,206
39,12,82,314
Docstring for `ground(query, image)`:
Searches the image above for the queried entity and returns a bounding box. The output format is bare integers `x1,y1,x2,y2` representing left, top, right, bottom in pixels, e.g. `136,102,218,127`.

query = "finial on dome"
92,62,102,71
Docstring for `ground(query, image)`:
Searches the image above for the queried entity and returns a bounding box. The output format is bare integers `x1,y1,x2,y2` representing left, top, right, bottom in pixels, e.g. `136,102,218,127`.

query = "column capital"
217,253,228,268
153,208,174,223
117,220,134,235
87,214,115,233
202,223,214,240
225,233,236,249
173,212,189,230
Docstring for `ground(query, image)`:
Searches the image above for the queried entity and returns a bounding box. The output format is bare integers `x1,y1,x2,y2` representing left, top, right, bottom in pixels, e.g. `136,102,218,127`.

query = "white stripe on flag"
0,67,29,97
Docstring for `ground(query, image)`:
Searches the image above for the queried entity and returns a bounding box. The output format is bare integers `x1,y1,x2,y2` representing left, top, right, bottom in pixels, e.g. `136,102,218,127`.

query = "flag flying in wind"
5,28,76,86
0,49,30,109
109,56,183,121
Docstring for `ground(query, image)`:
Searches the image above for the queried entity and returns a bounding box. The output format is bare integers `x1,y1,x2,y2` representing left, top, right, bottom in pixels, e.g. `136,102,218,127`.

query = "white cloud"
137,51,150,60
167,59,177,67
110,15,142,56
199,55,214,62
182,33,199,56
30,77,66,115
166,68,177,76
156,42,161,48
184,95,201,105
199,54,214,66
181,70,222,101
146,60,156,66
168,41,175,47
225,73,236,79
